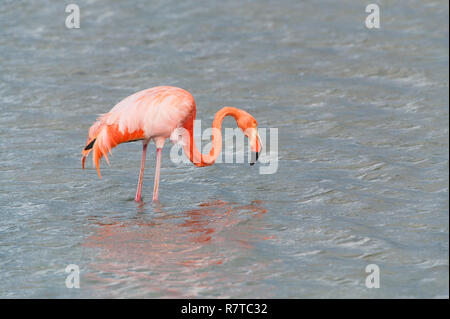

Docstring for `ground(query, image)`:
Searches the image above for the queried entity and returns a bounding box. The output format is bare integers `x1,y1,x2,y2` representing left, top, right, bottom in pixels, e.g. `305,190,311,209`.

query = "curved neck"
183,107,241,167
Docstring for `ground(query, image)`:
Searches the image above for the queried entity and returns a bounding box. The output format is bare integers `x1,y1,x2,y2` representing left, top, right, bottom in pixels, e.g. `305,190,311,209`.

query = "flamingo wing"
82,86,196,178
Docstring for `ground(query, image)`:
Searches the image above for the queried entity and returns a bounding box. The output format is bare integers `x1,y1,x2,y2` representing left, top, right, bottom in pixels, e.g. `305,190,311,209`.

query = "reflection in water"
83,200,270,298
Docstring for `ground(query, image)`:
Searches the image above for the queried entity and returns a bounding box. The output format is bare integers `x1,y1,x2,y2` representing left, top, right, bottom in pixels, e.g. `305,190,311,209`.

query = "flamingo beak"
250,151,259,166
249,128,262,166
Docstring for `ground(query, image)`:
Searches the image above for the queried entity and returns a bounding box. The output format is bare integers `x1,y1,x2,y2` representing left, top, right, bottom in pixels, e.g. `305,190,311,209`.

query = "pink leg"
134,143,148,202
152,148,162,202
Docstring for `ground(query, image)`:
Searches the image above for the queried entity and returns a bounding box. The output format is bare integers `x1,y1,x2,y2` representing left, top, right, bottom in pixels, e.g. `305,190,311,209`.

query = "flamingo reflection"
83,200,270,298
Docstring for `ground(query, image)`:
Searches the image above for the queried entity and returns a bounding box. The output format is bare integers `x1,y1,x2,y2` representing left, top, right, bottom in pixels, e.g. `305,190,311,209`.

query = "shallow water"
0,0,448,298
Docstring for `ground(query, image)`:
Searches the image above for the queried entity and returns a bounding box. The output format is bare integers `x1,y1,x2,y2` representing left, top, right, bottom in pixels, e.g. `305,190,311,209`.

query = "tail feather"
82,121,145,178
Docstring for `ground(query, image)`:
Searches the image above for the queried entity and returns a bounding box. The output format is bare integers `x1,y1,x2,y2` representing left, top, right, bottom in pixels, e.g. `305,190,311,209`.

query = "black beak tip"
250,151,259,166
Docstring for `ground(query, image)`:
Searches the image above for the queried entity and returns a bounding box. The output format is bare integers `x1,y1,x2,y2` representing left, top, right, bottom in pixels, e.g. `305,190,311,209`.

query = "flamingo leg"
152,148,162,202
134,143,148,202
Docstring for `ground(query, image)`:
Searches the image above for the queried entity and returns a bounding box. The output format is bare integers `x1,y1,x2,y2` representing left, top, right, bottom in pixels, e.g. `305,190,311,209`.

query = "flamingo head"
236,111,263,165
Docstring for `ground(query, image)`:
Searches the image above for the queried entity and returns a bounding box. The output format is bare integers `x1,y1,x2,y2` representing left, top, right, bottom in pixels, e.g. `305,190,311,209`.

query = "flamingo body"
103,86,195,142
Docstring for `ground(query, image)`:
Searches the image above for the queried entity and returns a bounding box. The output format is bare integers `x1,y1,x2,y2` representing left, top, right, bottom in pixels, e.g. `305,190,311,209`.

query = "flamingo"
82,86,262,202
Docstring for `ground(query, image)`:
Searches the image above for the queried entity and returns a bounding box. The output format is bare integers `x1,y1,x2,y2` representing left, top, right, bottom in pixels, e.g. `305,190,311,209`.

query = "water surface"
0,0,448,298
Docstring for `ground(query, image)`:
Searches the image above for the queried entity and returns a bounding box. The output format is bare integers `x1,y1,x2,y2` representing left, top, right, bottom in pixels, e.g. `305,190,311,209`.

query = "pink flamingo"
82,86,262,202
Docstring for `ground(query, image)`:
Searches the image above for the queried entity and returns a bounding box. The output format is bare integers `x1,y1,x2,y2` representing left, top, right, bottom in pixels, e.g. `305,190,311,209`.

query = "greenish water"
0,0,448,298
